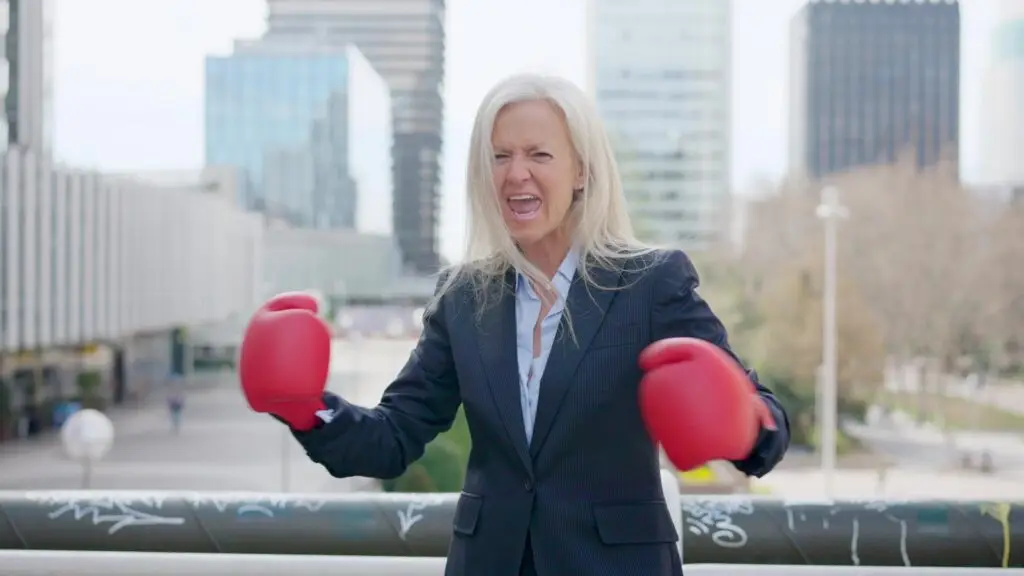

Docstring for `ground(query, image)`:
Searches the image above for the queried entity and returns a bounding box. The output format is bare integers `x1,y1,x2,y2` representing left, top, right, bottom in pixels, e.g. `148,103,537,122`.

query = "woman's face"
491,100,583,252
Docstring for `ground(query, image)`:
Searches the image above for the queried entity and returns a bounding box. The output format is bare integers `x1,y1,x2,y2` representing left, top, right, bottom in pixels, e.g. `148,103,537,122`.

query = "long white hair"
433,73,656,314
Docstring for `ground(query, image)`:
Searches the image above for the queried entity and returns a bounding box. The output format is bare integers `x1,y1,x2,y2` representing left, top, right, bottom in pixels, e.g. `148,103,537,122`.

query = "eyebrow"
493,143,549,152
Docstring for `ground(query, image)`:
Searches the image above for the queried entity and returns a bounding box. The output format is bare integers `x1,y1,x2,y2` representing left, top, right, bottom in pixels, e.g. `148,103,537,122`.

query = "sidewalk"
0,340,412,492
0,373,238,482
754,467,1024,500
0,371,237,461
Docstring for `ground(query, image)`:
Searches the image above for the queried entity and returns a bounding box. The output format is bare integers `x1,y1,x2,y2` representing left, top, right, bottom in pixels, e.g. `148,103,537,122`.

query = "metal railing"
0,471,1020,573
0,551,1020,576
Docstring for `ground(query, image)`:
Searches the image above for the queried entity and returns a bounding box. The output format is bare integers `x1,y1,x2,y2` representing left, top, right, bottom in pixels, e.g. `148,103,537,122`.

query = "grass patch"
879,391,1024,431
803,427,863,455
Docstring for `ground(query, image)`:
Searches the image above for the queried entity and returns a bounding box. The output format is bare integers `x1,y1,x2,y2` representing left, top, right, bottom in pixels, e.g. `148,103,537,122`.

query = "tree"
730,172,888,446
677,157,1024,443
978,199,1024,375
737,154,1024,425
752,251,886,424
736,176,820,285
734,175,886,395
689,251,763,358
829,155,980,372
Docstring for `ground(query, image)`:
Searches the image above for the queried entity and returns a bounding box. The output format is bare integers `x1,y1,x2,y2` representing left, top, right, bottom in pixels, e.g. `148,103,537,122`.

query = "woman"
241,73,790,576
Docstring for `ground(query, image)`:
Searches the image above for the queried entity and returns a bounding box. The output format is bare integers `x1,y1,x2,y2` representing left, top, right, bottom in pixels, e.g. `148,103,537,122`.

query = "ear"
574,163,586,191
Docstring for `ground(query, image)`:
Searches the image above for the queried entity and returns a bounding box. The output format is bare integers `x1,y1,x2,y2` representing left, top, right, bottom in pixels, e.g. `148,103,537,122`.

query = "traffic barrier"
0,486,1019,567
0,551,1020,576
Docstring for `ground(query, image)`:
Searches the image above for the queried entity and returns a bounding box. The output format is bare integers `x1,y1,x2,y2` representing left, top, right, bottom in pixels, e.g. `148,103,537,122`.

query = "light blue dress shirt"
514,249,580,445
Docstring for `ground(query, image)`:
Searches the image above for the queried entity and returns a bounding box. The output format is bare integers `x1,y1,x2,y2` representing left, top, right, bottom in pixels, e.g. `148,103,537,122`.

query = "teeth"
509,195,538,201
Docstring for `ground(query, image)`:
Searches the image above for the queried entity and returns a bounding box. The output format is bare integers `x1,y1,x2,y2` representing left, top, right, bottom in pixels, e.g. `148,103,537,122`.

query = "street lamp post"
259,281,294,494
815,185,848,499
280,421,292,493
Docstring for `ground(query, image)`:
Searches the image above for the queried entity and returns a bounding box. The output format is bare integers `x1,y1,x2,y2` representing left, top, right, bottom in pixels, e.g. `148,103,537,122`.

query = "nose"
506,155,531,183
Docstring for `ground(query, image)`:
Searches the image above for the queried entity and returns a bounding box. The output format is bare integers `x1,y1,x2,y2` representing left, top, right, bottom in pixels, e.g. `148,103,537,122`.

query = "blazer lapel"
529,263,623,458
476,271,533,474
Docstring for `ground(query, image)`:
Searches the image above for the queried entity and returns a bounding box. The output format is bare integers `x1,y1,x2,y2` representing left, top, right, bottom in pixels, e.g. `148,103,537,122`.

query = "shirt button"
524,480,534,492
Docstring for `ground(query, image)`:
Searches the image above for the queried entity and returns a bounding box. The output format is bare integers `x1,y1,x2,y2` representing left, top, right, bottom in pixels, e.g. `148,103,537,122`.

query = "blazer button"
524,480,534,492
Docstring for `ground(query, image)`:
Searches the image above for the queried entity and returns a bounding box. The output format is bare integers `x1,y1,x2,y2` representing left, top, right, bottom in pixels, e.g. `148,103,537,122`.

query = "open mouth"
507,195,541,220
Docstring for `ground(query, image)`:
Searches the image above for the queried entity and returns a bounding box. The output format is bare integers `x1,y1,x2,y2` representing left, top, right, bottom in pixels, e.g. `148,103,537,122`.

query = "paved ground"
762,408,1024,500
887,372,1024,415
842,404,1024,475
3,336,1022,502
753,467,1024,500
0,338,418,492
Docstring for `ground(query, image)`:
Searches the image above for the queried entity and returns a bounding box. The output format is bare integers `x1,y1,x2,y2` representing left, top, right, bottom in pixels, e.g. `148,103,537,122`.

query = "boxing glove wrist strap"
274,400,328,432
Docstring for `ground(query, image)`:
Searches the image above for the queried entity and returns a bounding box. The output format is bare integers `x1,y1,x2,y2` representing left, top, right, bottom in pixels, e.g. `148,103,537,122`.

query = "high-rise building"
788,0,961,179
586,0,733,250
1,0,54,152
979,0,1024,193
263,0,446,273
204,43,393,235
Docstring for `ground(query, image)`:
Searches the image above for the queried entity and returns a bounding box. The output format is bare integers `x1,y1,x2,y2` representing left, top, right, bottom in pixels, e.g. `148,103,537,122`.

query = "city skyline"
52,0,998,262
4,0,1024,523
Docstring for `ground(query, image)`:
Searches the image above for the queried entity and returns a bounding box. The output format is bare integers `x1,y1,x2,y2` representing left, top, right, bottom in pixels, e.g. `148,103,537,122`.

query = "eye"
494,153,510,161
533,152,553,160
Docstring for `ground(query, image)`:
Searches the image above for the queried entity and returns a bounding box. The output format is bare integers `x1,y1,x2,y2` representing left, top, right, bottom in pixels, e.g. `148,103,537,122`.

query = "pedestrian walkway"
0,372,234,460
754,468,1024,500
0,338,416,493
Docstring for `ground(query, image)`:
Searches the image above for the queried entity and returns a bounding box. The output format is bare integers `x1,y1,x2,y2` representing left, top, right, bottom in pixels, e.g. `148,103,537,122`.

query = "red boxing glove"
638,337,774,471
239,292,331,430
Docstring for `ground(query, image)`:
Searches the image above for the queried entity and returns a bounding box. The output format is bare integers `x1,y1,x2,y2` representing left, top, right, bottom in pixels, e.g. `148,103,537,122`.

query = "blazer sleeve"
649,249,790,478
289,274,462,480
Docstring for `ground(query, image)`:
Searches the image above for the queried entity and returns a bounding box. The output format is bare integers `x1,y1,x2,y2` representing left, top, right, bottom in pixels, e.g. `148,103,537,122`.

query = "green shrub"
760,371,862,454
381,407,471,493
382,435,465,492
444,407,472,456
75,371,106,410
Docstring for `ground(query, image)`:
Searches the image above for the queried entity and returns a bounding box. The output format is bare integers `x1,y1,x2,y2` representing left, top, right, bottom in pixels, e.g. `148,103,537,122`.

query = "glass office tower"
205,43,392,234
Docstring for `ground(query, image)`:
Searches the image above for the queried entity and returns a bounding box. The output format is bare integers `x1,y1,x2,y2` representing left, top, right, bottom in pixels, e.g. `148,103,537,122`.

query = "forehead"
492,100,571,147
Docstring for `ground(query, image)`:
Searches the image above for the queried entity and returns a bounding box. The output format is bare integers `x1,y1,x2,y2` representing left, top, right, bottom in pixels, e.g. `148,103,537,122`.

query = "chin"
508,228,541,246
508,226,555,250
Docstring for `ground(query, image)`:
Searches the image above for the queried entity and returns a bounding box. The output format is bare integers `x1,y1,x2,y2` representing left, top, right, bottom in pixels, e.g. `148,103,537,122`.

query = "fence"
0,470,1020,573
0,551,1019,576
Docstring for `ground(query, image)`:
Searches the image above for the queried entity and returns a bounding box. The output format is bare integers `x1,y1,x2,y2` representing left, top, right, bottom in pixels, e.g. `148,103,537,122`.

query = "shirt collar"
515,247,580,298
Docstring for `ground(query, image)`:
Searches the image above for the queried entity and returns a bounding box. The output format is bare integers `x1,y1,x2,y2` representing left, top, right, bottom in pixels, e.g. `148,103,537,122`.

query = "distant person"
238,73,790,576
166,374,185,434
53,400,82,429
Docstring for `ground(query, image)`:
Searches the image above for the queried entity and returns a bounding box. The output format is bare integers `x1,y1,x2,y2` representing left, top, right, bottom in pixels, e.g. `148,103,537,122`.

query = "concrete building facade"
0,0,54,152
1,147,265,354
0,146,265,439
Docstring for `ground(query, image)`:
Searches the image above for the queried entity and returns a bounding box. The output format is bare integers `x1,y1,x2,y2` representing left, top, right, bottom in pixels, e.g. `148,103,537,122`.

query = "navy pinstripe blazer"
292,248,790,576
